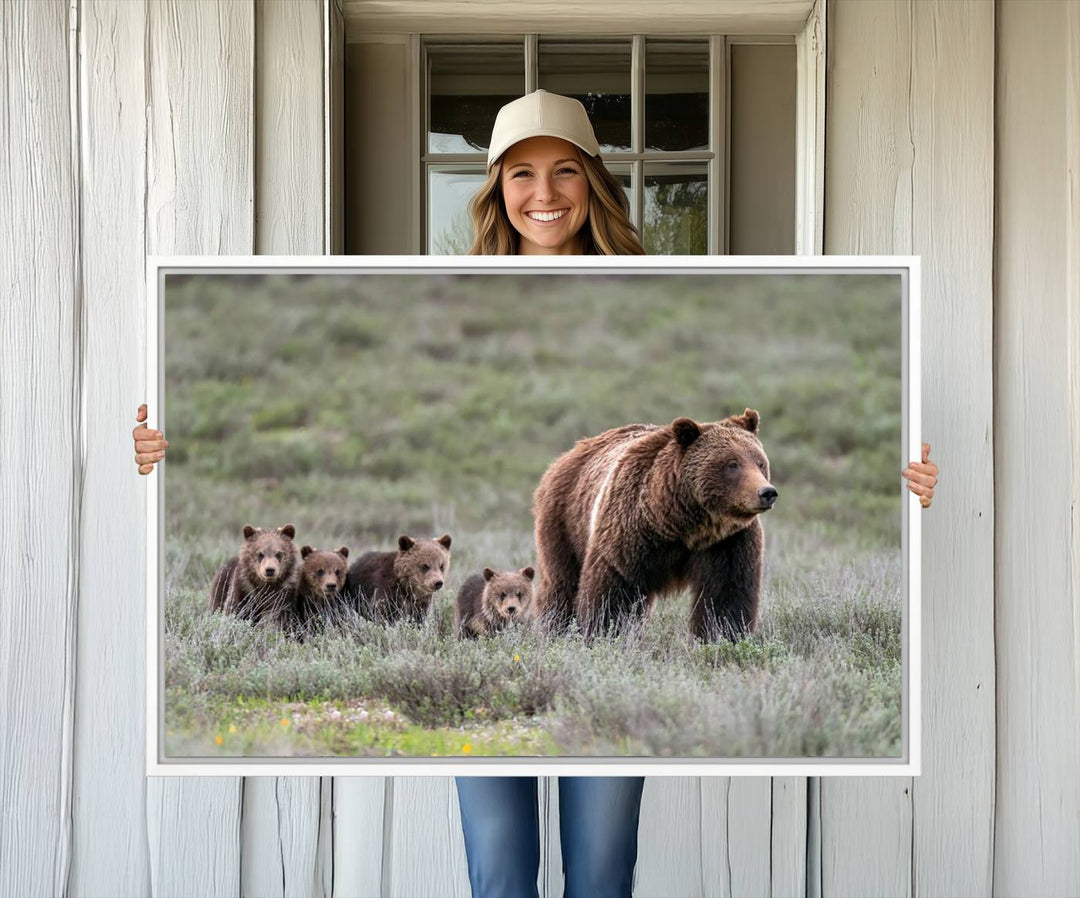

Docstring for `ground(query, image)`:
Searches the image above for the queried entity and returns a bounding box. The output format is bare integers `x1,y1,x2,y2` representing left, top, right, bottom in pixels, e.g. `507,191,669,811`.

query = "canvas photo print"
156,264,911,764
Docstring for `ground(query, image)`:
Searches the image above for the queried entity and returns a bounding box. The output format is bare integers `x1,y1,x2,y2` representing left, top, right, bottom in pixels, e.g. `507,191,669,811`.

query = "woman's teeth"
527,209,567,222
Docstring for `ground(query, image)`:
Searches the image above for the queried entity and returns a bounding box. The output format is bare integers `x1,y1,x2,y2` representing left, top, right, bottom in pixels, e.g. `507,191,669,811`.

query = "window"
421,35,795,256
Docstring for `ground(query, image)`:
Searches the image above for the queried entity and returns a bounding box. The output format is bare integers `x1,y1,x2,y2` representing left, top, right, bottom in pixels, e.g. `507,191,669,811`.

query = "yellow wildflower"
215,734,223,746
229,725,237,734
280,718,290,728
462,743,472,754
513,654,520,663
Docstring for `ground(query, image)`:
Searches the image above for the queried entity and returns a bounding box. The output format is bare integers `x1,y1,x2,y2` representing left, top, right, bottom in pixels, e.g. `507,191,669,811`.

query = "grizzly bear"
291,545,351,636
455,566,536,639
208,524,302,628
345,534,452,624
532,409,777,641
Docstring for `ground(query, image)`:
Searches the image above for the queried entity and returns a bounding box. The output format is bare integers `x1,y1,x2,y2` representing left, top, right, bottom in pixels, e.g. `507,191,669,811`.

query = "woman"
132,90,939,898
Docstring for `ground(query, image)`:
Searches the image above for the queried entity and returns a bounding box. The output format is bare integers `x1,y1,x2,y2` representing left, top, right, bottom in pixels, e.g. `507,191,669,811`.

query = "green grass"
161,271,905,758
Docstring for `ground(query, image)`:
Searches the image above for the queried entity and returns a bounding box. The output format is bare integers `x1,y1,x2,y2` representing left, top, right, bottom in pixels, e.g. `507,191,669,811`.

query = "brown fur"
532,409,777,641
455,566,536,639
208,524,302,627
345,534,452,624
291,545,350,636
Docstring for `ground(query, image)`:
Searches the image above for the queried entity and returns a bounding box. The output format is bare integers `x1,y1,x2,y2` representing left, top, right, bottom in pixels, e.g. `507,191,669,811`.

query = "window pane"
603,163,634,221
643,163,707,255
645,40,709,152
428,167,487,254
428,44,524,154
538,40,631,153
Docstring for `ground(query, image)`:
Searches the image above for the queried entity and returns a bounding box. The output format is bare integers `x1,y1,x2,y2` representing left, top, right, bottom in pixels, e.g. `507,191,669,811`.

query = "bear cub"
209,524,302,628
455,566,536,639
291,545,350,636
345,534,452,624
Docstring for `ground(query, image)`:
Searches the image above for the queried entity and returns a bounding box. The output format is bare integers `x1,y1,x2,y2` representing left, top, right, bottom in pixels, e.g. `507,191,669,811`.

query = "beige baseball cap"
486,90,601,169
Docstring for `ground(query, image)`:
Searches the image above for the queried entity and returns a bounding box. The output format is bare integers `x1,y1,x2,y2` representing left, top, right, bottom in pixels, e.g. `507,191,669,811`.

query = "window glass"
643,163,708,254
645,40,709,152
428,44,524,154
538,40,632,153
428,167,487,254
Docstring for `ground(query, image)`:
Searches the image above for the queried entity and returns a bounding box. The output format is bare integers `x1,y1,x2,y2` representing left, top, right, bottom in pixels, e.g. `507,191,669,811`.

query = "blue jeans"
455,776,646,898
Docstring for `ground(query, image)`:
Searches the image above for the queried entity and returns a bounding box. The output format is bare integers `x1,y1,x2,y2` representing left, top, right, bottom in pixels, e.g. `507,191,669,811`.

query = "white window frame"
395,0,825,256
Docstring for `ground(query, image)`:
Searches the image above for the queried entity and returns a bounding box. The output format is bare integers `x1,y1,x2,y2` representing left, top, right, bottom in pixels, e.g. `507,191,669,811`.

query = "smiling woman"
466,89,646,256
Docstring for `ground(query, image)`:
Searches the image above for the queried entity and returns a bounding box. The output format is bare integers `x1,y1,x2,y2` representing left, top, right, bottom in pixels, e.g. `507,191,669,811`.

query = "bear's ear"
278,524,296,539
483,567,496,581
521,566,536,581
301,545,314,558
671,417,702,448
728,408,760,433
398,535,416,552
438,533,452,549
243,525,259,540
337,546,349,559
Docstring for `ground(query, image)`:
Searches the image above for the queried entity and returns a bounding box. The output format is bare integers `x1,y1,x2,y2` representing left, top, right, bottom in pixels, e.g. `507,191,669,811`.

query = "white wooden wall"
2,1,1078,896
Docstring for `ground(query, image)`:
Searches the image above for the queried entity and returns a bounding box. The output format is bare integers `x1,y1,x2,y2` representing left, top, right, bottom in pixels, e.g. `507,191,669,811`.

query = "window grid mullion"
631,34,645,236
525,34,537,93
709,35,726,256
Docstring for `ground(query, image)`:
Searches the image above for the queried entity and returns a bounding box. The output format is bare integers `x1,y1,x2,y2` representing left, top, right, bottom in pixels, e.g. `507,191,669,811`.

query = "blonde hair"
467,151,645,256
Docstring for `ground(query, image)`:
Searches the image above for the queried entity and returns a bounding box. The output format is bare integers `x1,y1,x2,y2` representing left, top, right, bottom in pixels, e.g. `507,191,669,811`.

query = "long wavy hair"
467,150,645,256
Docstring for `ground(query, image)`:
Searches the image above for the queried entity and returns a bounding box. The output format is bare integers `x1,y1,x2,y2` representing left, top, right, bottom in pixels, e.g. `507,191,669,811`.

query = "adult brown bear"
532,409,777,641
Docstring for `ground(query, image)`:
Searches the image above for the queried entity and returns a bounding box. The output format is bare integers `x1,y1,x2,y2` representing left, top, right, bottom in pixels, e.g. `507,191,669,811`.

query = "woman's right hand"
133,403,169,474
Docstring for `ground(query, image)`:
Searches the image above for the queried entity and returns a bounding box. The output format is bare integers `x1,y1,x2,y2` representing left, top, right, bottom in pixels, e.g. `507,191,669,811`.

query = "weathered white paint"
907,2,996,894
822,4,913,888
994,1,1080,892
144,2,253,895
343,0,816,39
699,778,775,897
823,3,996,897
0,1,78,895
6,1,1080,896
636,778,703,897
770,778,808,897
333,779,387,897
387,778,471,898
70,1,153,895
245,3,330,896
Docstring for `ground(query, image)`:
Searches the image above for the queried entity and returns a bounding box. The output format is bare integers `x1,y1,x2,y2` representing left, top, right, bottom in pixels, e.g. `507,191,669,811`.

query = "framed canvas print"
145,255,920,776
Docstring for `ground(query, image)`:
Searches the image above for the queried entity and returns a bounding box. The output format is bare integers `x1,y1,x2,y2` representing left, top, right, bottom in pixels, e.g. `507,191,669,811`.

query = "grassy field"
162,271,905,759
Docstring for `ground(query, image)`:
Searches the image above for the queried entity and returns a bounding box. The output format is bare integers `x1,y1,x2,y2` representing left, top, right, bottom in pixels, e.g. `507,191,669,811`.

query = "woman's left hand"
903,442,938,508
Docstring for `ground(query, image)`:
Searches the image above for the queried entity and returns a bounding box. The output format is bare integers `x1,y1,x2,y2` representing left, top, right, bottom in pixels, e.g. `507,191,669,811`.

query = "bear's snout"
325,581,337,592
506,604,519,616
758,485,779,508
433,579,444,591
262,566,278,579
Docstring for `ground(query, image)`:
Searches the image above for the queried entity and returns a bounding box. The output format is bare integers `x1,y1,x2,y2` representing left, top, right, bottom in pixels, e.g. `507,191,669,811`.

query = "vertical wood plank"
387,778,470,898
145,2,254,895
994,1,1080,892
908,2,996,896
256,0,324,257
700,779,774,898
244,2,329,895
70,1,153,894
0,1,78,895
822,3,914,894
636,778,703,898
333,779,386,897
771,777,808,898
821,779,911,897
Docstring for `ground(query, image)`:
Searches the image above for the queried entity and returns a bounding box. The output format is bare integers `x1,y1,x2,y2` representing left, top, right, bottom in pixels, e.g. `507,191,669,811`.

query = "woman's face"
499,136,590,255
